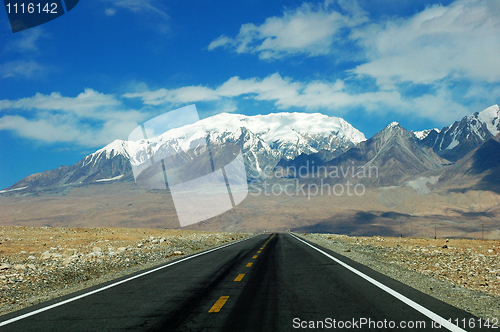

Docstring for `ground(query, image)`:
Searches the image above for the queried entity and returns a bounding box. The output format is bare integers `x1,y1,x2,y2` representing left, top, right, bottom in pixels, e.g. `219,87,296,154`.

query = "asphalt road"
0,233,489,331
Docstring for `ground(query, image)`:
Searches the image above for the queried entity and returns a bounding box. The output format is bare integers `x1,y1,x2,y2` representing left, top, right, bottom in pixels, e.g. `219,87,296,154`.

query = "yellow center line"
246,262,252,267
257,251,261,253
208,296,229,313
259,234,273,253
253,255,258,259
234,274,245,282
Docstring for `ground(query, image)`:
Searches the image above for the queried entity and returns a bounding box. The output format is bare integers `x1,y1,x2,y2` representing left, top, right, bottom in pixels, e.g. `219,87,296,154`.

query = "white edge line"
0,234,260,327
288,232,466,332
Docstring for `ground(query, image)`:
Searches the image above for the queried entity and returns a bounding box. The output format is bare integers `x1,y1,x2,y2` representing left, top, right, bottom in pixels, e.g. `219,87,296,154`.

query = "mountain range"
2,104,500,236
2,104,500,196
419,105,500,161
4,112,365,191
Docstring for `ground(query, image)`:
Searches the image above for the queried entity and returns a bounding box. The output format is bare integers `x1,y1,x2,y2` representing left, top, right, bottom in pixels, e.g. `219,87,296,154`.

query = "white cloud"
0,115,86,143
99,0,169,33
352,0,500,87
123,73,449,117
0,74,480,148
1,28,47,79
123,72,470,123
105,8,117,16
409,88,471,122
208,1,367,60
5,28,45,53
125,73,399,111
101,0,168,20
1,89,120,114
123,86,219,105
0,114,143,147
209,0,500,99
207,36,233,51
0,89,148,147
203,0,500,124
0,60,45,79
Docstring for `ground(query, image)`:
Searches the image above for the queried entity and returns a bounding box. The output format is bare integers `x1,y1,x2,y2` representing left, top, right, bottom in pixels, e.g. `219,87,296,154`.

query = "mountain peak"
382,122,406,132
413,128,440,140
5,112,367,190
198,112,366,145
386,121,401,129
369,121,417,149
478,104,500,136
95,139,129,158
421,104,500,161
321,119,445,187
82,139,130,168
128,111,367,166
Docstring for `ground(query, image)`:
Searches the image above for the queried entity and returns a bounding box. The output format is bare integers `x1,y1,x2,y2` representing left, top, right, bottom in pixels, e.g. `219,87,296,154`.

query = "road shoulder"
296,233,500,321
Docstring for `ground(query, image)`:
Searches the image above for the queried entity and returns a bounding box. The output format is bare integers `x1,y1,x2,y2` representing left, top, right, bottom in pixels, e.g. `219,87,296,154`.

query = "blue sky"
1,0,500,189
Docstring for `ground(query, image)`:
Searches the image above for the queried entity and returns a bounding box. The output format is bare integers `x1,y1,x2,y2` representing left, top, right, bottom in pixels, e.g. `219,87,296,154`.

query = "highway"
0,233,487,331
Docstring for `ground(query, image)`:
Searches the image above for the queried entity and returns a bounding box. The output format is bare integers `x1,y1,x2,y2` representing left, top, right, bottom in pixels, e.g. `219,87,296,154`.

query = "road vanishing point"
0,233,487,331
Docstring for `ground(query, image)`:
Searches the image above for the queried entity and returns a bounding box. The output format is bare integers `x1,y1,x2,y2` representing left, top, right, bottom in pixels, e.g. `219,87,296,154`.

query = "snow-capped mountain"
478,105,500,136
420,105,500,161
413,128,440,140
347,122,446,186
6,112,365,190
279,121,446,187
7,146,132,190
87,112,364,177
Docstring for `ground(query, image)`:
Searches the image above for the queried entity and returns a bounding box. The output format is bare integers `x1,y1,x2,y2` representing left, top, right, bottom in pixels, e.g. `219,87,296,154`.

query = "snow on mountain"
421,105,500,161
83,139,131,167
6,112,365,190
477,104,500,136
94,139,130,159
304,121,447,187
232,112,366,145
413,129,440,140
386,121,401,129
92,112,365,173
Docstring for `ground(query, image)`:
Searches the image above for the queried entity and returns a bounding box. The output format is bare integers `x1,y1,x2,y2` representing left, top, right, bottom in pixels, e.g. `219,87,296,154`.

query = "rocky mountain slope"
4,104,500,200
277,122,447,187
5,112,365,191
8,144,132,190
437,134,500,192
420,105,500,161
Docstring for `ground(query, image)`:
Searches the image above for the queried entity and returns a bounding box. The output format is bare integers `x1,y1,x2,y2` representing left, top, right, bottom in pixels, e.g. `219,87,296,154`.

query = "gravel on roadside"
297,233,500,321
0,226,253,316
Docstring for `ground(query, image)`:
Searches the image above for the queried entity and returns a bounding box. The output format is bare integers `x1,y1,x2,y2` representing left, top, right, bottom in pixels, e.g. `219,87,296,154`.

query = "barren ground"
302,233,500,320
0,226,251,316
